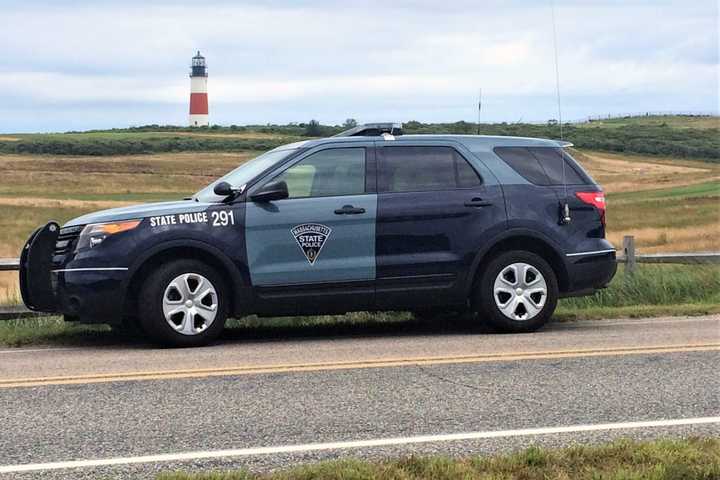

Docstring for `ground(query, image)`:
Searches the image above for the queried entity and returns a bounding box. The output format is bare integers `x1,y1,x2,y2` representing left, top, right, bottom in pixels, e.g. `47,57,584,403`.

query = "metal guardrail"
0,258,19,271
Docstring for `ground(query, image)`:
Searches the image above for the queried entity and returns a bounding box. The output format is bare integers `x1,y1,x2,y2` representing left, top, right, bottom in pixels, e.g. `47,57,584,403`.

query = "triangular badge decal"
291,223,332,265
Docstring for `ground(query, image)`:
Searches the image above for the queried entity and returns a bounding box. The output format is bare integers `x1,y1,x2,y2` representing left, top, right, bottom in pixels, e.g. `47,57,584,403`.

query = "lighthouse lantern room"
189,51,209,126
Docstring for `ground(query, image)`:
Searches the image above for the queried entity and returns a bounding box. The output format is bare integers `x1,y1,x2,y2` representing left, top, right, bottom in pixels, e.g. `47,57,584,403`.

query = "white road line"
0,347,82,355
1,416,718,473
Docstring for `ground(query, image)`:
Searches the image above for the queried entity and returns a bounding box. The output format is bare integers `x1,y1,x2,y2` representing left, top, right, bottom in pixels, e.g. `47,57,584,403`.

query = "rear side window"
528,147,589,185
379,146,481,193
494,147,589,186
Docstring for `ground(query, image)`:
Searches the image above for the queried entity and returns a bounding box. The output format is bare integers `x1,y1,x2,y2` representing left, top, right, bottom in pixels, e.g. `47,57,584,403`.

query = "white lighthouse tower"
189,51,209,126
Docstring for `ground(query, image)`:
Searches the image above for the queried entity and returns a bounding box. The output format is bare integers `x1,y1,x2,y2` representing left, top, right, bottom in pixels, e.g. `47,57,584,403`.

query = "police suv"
20,124,616,347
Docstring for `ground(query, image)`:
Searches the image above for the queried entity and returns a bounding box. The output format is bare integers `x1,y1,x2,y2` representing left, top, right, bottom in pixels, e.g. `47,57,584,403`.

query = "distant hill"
0,115,717,161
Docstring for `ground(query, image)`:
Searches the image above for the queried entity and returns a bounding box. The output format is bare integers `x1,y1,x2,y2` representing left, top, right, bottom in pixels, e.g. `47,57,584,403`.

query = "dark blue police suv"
20,124,616,346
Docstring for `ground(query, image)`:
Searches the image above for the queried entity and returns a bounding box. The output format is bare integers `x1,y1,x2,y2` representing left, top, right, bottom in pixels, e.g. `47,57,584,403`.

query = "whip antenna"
551,0,571,224
477,88,482,135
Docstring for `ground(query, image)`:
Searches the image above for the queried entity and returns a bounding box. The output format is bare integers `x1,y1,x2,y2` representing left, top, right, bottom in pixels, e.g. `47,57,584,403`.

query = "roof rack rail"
333,122,403,137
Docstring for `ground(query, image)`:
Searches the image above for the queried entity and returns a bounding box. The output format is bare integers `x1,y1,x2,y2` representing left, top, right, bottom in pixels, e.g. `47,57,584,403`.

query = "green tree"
304,119,323,137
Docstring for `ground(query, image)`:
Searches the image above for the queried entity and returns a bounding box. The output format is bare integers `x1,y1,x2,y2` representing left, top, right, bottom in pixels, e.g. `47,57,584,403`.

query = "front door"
245,145,377,314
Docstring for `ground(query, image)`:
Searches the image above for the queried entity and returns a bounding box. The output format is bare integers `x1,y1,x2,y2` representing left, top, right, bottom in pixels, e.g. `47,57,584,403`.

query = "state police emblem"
290,223,332,265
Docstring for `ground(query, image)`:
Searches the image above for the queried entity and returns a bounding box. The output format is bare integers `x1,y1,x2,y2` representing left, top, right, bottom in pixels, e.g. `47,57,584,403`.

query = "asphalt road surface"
0,315,718,479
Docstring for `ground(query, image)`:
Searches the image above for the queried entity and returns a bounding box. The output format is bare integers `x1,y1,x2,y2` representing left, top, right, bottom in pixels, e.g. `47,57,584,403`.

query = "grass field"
154,437,720,480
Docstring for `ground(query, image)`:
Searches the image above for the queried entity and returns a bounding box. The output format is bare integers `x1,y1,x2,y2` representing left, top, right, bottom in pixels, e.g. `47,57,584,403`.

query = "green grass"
0,317,110,346
580,114,720,130
155,437,720,480
610,181,720,202
0,132,294,156
561,264,720,309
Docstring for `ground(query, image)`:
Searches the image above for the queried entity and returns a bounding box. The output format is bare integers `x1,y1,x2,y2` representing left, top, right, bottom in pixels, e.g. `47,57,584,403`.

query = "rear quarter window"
494,146,590,186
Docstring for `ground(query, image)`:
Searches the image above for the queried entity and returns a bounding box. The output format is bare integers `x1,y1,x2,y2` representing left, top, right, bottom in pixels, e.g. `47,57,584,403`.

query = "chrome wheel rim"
493,262,547,321
162,273,218,335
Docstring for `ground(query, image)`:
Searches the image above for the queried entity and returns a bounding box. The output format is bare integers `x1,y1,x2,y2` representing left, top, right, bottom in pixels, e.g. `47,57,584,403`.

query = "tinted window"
528,147,588,185
273,148,365,198
379,146,481,193
494,147,589,186
493,147,550,185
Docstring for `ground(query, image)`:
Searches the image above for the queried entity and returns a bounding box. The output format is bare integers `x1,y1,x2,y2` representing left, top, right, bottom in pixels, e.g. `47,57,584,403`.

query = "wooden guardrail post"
623,235,636,274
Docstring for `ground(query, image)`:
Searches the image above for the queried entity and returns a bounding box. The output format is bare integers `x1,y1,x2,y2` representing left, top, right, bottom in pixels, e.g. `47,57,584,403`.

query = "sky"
0,0,717,132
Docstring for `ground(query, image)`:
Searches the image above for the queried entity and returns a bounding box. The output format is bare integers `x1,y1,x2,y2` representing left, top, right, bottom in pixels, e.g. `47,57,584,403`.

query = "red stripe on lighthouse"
189,93,208,115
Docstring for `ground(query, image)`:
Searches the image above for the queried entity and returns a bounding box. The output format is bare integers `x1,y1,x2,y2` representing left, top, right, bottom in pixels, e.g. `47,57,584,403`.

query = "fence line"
571,111,718,124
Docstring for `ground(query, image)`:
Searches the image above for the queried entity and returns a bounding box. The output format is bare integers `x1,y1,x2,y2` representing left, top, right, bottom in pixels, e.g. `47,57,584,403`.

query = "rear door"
245,143,377,314
375,142,506,309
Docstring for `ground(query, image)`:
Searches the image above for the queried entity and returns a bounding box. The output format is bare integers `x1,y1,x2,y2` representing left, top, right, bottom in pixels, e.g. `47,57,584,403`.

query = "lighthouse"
189,51,209,126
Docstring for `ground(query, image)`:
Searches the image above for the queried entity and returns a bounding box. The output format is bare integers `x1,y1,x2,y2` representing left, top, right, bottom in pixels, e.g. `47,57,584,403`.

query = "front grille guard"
19,221,60,312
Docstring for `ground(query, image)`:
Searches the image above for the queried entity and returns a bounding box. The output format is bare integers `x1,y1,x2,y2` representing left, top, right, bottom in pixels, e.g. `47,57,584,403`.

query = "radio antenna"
477,88,482,135
551,0,571,224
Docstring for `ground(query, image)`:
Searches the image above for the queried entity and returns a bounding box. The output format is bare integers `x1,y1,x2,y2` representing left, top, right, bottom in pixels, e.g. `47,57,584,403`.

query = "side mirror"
250,181,289,202
213,181,237,198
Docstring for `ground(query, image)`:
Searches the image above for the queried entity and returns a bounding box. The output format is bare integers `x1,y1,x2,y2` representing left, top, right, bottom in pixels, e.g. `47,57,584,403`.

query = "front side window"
378,146,481,193
272,148,366,198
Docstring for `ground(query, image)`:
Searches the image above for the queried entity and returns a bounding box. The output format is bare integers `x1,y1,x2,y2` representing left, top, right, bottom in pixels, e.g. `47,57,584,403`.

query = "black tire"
475,250,558,333
138,259,228,347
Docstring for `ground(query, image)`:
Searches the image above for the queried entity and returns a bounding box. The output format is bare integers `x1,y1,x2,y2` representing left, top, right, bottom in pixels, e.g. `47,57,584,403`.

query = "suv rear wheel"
476,251,558,333
139,259,228,347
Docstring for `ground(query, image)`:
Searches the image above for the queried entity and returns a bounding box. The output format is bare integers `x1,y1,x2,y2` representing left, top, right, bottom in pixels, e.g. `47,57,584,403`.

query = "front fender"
125,238,250,316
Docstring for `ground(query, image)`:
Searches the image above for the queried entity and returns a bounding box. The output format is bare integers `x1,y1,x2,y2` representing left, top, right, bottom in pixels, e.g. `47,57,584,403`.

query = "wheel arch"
123,239,248,318
467,230,569,297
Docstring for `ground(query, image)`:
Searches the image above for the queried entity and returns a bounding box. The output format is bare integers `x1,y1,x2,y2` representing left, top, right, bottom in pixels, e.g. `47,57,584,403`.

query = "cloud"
0,0,717,131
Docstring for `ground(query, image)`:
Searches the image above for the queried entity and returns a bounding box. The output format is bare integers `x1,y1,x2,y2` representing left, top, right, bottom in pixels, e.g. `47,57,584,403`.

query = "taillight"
576,191,606,227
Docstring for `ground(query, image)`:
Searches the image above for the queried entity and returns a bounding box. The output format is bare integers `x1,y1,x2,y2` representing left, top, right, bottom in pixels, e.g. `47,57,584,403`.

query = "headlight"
76,220,141,251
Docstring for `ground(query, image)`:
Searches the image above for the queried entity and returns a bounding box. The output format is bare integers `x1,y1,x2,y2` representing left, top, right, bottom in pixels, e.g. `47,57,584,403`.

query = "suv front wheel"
139,259,228,347
476,251,558,333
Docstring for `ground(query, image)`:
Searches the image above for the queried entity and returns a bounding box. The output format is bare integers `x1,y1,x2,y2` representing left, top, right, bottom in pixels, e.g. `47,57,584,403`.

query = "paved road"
0,315,718,478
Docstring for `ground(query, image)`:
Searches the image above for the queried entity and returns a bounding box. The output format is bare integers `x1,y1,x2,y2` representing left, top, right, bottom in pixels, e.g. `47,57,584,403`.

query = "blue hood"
64,200,215,227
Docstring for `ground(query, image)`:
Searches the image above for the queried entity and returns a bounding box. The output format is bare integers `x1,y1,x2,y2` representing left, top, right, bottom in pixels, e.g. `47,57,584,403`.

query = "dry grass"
0,272,20,305
607,225,720,253
0,152,253,197
567,151,720,253
572,150,720,193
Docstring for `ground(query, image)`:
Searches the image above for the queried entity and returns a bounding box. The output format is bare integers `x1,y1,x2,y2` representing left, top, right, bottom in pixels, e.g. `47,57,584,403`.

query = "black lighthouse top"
190,51,207,77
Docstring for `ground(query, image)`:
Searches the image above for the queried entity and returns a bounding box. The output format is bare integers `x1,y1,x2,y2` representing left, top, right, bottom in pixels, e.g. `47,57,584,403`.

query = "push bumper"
20,222,126,324
19,222,59,312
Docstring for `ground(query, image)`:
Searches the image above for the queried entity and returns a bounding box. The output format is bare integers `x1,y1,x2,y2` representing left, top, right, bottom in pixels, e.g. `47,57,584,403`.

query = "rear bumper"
564,249,617,294
20,222,126,324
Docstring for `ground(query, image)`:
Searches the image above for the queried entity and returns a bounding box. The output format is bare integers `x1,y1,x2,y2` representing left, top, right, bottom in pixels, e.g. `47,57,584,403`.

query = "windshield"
193,147,301,203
